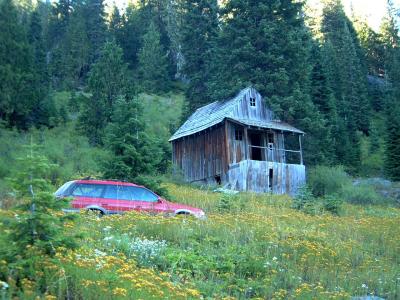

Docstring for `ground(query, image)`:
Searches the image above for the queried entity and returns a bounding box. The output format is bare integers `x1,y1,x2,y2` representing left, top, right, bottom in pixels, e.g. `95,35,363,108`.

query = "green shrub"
340,184,382,205
308,166,351,197
323,195,343,215
133,175,170,199
292,185,314,209
215,193,249,213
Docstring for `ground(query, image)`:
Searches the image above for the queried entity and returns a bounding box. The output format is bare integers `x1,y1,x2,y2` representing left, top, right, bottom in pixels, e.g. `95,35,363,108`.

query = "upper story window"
249,97,256,107
235,128,243,141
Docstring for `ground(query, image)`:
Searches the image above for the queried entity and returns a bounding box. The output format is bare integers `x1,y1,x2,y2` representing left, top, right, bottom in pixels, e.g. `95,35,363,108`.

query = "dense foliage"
0,0,399,178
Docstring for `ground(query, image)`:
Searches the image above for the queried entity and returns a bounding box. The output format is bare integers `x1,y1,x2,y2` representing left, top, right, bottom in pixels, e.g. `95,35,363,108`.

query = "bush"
292,185,324,215
133,175,170,199
216,194,244,213
308,166,351,197
323,195,343,215
340,184,382,205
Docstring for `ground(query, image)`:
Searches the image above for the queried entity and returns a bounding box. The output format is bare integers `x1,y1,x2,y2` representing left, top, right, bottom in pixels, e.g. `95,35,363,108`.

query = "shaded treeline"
0,0,399,180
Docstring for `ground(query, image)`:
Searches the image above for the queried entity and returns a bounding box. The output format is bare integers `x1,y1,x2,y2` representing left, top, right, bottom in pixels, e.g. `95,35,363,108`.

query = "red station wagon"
55,179,206,219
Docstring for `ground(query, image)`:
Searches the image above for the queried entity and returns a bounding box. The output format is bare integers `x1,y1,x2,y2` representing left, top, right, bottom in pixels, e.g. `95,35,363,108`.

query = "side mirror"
157,198,163,203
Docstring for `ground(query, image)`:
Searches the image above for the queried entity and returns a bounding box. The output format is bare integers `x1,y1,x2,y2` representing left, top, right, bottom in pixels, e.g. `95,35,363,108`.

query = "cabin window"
235,128,243,141
249,97,256,107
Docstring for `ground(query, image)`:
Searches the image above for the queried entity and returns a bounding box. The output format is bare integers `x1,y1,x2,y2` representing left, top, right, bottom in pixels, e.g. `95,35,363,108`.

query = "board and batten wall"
226,160,305,194
171,123,229,182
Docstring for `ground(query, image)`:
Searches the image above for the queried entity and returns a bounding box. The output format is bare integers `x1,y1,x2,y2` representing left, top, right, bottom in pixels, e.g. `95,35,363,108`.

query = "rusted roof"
169,87,304,141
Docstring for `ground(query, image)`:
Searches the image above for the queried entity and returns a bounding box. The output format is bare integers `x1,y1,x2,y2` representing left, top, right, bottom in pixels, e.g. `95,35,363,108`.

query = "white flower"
94,249,106,257
272,256,278,261
0,281,9,290
103,226,112,232
361,283,368,289
103,236,113,241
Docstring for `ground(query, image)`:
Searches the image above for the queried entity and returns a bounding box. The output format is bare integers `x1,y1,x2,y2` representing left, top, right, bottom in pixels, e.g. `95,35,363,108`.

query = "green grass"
2,183,399,299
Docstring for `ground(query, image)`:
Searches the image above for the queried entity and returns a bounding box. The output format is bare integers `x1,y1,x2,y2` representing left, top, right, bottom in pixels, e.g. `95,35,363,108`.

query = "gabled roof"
169,87,304,141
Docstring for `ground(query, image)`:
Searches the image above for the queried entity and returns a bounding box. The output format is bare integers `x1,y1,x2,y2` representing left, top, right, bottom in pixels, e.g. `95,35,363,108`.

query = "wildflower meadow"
0,183,399,299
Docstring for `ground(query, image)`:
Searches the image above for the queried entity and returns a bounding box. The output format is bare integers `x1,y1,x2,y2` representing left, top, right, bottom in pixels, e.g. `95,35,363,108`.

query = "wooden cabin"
169,87,306,194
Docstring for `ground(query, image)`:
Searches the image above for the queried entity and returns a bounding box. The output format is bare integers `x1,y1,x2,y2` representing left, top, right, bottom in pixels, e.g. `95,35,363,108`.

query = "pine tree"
109,5,123,42
78,41,129,145
179,0,218,117
320,0,373,172
103,96,158,180
206,0,328,166
117,4,142,68
0,0,37,129
83,0,107,63
382,2,400,181
137,22,170,93
5,144,76,257
63,6,91,88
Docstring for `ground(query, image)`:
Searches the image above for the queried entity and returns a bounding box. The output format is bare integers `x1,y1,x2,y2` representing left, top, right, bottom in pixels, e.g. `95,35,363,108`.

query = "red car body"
55,179,205,218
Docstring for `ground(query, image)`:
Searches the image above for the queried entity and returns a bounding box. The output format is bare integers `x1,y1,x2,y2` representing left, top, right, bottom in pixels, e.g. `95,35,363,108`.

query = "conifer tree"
103,96,158,180
83,0,107,62
137,22,169,92
5,144,76,257
207,0,328,165
179,0,218,117
63,7,91,88
78,41,129,145
0,0,37,129
117,4,142,68
382,2,400,180
109,5,123,42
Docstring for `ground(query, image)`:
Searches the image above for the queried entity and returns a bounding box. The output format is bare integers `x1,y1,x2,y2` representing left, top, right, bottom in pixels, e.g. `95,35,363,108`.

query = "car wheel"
86,209,104,218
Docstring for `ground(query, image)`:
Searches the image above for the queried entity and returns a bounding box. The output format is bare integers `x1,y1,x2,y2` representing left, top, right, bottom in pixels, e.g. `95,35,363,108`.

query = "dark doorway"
214,175,221,185
268,168,273,191
249,132,262,161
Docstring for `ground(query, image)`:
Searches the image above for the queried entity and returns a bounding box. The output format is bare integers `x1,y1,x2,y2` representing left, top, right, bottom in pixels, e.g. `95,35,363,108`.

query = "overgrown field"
1,183,399,299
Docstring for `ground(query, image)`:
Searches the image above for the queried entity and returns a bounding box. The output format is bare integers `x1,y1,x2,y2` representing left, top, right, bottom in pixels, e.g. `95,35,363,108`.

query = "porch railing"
248,145,303,165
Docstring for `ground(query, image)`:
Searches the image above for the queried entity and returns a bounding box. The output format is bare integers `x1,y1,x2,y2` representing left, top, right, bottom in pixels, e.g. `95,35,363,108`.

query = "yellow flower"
112,287,127,297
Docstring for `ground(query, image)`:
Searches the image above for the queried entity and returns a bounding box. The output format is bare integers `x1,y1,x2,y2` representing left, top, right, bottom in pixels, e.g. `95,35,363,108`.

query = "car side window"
103,185,135,201
71,184,104,197
130,187,158,202
103,185,119,199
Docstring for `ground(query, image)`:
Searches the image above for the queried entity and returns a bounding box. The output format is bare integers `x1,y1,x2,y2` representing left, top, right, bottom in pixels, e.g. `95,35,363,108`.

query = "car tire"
87,209,104,218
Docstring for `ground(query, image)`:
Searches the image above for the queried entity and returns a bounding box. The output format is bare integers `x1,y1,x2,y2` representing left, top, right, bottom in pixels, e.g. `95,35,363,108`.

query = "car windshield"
71,183,104,198
55,181,75,197
103,185,158,202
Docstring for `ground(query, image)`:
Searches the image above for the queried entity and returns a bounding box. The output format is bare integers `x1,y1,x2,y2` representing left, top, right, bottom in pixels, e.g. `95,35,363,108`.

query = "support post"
244,127,249,160
299,134,303,165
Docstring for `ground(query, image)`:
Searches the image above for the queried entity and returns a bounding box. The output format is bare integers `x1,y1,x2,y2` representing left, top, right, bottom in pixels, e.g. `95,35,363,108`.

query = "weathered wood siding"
226,121,286,164
172,124,228,182
226,160,305,195
232,88,274,121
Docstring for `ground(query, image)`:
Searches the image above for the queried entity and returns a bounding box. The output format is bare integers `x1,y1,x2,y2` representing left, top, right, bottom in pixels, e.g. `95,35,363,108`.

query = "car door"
70,183,106,210
101,184,136,213
129,186,166,214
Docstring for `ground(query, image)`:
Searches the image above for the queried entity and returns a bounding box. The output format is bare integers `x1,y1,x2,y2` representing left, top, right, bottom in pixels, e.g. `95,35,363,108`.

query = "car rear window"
103,185,158,202
71,184,104,197
55,181,75,197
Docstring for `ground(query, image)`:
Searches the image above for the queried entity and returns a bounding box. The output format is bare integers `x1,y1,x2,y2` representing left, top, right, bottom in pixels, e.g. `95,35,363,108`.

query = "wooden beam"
244,127,249,160
299,134,303,165
224,120,231,168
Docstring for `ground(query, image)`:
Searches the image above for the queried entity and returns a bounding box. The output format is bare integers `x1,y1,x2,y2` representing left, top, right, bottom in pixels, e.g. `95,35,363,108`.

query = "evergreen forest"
1,0,400,298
